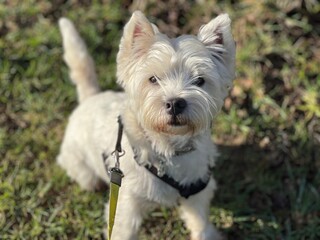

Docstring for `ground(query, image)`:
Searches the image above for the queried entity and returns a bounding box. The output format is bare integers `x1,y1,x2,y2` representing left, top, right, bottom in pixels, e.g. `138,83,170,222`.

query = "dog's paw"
191,224,223,240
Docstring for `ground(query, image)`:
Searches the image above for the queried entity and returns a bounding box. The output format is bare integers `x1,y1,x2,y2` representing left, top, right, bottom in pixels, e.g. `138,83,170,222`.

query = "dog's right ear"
117,11,156,87
121,11,155,58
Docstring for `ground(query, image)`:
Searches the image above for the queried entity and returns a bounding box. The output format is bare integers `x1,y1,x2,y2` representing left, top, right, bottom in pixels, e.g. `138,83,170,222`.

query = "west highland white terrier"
58,11,235,240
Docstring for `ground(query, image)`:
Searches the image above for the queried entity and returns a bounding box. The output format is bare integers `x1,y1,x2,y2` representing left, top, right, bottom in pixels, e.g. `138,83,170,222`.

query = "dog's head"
117,11,235,137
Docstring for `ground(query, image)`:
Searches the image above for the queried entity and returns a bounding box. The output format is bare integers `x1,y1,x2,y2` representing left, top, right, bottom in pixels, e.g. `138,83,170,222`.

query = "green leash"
104,116,125,240
108,164,123,239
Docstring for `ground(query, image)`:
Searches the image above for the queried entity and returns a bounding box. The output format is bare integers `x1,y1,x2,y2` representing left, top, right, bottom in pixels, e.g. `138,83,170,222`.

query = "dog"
58,11,235,240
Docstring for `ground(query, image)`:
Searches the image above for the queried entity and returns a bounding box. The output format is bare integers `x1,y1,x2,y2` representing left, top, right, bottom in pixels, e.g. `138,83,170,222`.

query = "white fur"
59,18,100,103
58,11,235,240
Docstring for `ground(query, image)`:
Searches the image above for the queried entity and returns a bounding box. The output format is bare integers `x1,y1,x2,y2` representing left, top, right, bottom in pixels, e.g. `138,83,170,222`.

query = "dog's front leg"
105,190,143,240
178,178,222,240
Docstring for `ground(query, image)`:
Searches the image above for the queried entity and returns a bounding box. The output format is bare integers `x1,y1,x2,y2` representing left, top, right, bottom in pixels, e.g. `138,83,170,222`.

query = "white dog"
58,11,235,240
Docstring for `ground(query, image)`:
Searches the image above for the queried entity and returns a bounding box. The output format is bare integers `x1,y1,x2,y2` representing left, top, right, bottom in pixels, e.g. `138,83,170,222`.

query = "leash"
104,116,125,240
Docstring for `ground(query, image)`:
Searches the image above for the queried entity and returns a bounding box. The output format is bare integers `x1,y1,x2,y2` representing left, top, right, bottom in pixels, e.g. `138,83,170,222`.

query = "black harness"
106,116,210,199
145,164,210,198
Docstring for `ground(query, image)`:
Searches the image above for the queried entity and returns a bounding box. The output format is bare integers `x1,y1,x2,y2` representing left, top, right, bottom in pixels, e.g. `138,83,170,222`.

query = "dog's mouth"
149,114,196,135
167,115,187,126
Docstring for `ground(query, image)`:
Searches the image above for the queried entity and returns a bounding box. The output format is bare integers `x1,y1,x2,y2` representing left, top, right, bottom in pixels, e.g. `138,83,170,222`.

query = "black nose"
166,98,187,115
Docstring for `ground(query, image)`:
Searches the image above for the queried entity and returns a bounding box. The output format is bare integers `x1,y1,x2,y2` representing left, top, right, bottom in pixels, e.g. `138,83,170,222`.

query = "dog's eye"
193,77,205,87
149,76,158,84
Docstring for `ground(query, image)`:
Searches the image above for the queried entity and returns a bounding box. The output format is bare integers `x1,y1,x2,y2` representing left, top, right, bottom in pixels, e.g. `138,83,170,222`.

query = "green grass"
1,0,319,239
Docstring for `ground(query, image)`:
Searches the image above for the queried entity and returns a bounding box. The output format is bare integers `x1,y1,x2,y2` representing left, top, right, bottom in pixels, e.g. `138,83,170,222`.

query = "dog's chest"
117,147,211,205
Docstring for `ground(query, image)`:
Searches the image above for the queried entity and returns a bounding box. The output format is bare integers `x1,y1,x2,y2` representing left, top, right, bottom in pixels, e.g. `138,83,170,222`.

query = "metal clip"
157,159,165,177
111,150,125,169
109,167,124,186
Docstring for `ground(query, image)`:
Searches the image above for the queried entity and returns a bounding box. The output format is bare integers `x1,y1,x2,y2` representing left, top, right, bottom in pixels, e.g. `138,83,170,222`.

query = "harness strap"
145,165,210,199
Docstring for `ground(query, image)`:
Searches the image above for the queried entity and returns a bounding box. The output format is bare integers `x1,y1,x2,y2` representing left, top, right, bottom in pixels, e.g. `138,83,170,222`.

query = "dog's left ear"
198,14,236,82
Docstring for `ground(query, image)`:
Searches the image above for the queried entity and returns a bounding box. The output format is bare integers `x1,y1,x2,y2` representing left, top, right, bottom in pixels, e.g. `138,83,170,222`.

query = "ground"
1,0,319,239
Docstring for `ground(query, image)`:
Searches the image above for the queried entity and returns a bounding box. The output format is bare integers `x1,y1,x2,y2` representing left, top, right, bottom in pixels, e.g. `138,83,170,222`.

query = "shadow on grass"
213,144,319,239
139,143,319,240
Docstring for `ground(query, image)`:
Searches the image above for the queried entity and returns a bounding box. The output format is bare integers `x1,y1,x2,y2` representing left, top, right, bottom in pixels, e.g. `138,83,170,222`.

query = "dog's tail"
59,18,100,104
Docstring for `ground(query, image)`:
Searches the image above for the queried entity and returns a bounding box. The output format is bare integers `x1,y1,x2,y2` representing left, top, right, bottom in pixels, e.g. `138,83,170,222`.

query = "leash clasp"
111,149,125,169
109,167,124,186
